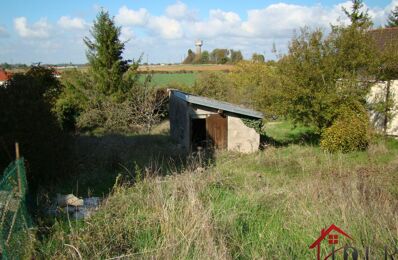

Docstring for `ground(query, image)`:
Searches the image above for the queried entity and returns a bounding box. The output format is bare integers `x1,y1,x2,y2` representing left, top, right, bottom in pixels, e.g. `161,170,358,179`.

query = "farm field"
36,121,398,259
141,72,198,87
138,64,234,72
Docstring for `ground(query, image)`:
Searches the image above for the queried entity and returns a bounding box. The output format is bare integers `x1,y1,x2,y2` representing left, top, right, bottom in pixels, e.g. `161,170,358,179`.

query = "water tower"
195,40,203,55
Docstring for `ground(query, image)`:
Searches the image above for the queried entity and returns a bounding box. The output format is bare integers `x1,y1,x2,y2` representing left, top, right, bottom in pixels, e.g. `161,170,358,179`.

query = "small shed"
168,89,263,153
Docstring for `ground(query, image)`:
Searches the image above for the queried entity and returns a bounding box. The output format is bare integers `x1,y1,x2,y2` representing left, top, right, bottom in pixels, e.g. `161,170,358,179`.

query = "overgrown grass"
264,120,319,145
35,122,398,259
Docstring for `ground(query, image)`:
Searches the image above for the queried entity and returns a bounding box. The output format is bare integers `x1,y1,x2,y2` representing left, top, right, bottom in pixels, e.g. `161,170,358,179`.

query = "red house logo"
309,224,353,260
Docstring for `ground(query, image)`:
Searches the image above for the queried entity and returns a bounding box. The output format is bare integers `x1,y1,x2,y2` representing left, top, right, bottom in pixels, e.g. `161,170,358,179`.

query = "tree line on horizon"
182,48,267,65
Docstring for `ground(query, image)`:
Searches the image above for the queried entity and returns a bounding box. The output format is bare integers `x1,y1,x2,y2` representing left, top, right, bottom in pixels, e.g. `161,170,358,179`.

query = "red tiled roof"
368,27,398,50
0,70,12,81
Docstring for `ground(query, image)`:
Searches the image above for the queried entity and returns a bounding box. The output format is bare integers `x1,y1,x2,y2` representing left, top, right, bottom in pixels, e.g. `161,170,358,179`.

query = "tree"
84,10,129,96
183,49,195,64
0,63,11,70
230,61,281,114
76,75,168,133
192,72,231,101
0,66,71,188
342,0,372,28
200,50,210,64
230,50,243,63
210,49,230,64
386,6,398,28
55,69,92,131
278,25,377,132
251,53,265,63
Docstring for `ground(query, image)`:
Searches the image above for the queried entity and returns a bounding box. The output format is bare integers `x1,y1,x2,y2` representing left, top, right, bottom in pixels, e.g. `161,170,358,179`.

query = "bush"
191,72,231,101
76,85,168,134
320,108,371,153
55,69,91,132
0,66,71,189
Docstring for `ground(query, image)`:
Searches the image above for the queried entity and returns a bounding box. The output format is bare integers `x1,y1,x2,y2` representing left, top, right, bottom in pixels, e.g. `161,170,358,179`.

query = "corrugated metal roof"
171,90,263,119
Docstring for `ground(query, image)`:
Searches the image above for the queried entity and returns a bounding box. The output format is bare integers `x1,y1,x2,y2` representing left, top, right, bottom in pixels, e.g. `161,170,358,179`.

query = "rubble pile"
47,194,101,219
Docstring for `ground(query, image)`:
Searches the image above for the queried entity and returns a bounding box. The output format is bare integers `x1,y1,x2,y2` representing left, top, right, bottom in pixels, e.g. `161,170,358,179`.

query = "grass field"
141,72,198,87
36,121,398,259
139,64,235,87
9,64,231,88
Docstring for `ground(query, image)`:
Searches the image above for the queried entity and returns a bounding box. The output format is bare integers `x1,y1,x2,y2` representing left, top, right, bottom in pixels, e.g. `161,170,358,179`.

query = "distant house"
368,27,398,135
0,69,12,86
368,27,398,51
168,89,263,153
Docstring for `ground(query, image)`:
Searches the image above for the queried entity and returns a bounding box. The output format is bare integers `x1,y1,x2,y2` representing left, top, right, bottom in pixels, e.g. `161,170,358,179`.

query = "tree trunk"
383,80,391,135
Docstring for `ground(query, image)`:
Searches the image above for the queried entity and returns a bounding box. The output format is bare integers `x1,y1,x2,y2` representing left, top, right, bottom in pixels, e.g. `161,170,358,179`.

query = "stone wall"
227,116,260,153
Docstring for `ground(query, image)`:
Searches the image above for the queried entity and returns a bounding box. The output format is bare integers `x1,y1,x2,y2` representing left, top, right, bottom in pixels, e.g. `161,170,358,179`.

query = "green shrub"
55,69,91,131
191,72,231,101
0,66,72,188
320,109,371,153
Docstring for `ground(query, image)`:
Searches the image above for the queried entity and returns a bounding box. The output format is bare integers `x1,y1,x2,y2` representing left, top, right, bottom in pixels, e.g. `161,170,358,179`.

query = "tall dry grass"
36,141,398,259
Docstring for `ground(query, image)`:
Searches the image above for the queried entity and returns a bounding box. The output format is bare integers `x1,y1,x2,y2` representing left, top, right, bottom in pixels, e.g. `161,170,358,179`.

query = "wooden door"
206,114,227,149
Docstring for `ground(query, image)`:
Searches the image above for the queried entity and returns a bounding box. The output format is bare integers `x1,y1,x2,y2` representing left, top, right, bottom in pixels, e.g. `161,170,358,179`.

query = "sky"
0,0,397,64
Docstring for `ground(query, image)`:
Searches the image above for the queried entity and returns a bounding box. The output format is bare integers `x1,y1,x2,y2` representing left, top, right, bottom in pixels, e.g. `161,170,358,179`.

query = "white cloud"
192,9,242,38
241,3,333,38
148,16,183,39
387,0,398,10
209,9,241,24
4,1,397,64
165,1,196,20
116,2,358,42
365,0,398,26
120,27,135,42
58,16,87,30
14,17,51,39
115,6,149,26
0,26,9,38
115,6,183,39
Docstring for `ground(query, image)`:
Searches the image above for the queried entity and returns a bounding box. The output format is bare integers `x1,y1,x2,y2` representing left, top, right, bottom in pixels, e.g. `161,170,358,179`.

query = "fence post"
15,142,21,194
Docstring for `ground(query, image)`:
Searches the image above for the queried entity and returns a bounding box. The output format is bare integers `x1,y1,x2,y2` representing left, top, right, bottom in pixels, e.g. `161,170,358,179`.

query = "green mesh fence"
0,158,33,259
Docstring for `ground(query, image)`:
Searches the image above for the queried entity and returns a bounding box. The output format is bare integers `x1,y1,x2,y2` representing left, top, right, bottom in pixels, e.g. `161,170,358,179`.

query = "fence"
0,144,32,259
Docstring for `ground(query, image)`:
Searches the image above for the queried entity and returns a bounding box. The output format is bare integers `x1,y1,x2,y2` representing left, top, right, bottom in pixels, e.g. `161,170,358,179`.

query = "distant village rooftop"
0,69,12,85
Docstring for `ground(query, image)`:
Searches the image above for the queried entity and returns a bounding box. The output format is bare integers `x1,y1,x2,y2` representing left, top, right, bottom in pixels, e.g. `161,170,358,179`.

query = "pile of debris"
47,194,101,219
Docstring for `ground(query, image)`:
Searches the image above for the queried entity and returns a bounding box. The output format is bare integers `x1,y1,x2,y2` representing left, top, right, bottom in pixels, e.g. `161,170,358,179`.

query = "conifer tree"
386,6,398,28
84,10,129,96
342,0,372,28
